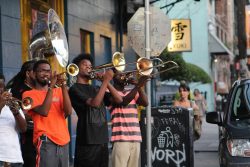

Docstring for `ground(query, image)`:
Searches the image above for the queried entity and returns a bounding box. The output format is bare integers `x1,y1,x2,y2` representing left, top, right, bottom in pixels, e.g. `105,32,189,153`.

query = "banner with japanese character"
168,19,192,52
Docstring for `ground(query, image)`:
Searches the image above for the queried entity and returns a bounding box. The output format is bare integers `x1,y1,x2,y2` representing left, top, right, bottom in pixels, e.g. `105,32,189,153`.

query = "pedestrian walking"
193,89,207,116
22,59,72,167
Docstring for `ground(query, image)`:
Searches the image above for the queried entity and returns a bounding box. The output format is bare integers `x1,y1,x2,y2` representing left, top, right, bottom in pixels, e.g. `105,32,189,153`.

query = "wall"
0,0,22,82
66,0,117,62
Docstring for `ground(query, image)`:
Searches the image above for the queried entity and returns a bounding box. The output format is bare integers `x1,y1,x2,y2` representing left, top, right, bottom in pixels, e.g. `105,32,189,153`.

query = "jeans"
0,161,23,167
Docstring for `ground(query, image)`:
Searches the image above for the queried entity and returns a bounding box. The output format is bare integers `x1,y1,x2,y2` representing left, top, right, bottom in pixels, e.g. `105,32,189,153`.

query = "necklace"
24,80,33,89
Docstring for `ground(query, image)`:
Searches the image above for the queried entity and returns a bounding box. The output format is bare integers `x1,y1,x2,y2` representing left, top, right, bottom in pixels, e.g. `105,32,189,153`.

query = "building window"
98,35,112,66
80,30,94,56
216,26,220,38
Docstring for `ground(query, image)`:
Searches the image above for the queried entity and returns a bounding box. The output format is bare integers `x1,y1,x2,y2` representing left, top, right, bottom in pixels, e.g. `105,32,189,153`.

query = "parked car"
207,79,250,167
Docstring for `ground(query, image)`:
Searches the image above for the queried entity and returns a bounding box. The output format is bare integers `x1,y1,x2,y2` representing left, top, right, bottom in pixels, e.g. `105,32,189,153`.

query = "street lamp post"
145,0,152,167
128,2,171,166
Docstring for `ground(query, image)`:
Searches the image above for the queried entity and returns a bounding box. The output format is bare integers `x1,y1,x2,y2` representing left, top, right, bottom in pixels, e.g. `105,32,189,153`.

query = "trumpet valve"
89,71,96,79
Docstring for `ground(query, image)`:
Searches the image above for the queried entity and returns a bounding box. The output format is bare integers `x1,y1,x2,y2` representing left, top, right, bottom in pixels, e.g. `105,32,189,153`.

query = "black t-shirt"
69,83,110,145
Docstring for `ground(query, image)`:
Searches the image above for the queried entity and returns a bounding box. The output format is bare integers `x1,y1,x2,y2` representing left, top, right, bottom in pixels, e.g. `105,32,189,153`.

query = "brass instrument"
29,9,79,85
6,97,33,110
137,58,178,76
66,63,79,76
89,52,126,79
43,63,79,88
118,58,178,85
29,9,69,67
120,57,178,76
57,63,79,77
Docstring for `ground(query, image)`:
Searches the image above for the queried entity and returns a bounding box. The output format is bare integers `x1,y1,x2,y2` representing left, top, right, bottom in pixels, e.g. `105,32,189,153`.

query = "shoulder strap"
190,100,194,108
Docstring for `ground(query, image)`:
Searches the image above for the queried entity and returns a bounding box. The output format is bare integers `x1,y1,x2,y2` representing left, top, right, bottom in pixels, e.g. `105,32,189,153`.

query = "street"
194,117,220,167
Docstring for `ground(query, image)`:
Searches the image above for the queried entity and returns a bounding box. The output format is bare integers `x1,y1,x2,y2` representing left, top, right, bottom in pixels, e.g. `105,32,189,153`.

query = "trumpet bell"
67,63,79,76
22,97,33,110
5,97,33,110
137,57,153,76
112,52,126,72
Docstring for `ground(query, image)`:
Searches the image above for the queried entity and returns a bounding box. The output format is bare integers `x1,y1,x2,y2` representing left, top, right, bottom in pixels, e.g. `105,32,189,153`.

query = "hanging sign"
168,19,192,52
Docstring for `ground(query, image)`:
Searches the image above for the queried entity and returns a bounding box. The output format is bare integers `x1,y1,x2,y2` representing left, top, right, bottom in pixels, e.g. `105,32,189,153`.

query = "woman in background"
193,88,207,117
173,84,201,140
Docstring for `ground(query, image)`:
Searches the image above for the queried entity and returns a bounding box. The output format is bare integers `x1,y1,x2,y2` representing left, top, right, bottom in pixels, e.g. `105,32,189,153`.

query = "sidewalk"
194,117,219,152
72,117,220,167
194,117,220,167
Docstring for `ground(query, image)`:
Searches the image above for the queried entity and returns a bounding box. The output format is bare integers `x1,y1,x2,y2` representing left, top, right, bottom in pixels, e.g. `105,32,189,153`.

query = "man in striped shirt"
110,71,149,167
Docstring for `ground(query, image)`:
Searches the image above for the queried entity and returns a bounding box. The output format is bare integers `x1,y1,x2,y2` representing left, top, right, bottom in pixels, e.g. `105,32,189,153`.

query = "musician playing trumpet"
0,74,27,167
22,59,72,167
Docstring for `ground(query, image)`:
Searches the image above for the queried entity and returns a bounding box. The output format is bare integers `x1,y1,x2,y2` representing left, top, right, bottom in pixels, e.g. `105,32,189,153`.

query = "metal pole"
145,0,152,167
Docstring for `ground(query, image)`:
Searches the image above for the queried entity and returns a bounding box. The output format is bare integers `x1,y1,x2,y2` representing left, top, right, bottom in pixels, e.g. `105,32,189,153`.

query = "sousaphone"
29,9,69,68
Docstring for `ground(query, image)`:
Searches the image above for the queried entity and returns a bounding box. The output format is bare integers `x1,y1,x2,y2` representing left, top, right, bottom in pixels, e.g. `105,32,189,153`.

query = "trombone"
89,52,126,79
137,58,178,76
123,57,178,76
118,58,178,85
88,51,178,81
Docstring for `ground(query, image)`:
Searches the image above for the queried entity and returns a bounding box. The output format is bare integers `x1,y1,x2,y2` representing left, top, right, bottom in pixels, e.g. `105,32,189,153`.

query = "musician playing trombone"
22,59,72,167
69,53,122,167
0,73,27,167
110,70,149,167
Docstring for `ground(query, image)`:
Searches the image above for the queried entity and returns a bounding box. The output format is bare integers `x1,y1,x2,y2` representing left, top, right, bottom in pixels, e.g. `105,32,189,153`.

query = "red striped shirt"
110,91,141,142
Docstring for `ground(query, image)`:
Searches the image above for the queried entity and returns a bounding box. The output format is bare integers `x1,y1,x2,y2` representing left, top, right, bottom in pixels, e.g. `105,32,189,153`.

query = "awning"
208,32,234,62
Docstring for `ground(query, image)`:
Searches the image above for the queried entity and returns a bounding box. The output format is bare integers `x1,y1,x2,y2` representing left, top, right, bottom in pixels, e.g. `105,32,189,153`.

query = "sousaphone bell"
29,9,78,76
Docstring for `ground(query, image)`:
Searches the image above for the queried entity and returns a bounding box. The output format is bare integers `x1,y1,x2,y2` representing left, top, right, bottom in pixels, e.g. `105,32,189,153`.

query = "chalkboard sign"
140,106,194,167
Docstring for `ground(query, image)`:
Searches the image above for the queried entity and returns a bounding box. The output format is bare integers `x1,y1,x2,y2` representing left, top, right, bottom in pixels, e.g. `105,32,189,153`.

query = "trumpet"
45,63,79,87
59,63,79,77
6,97,33,110
65,63,79,77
